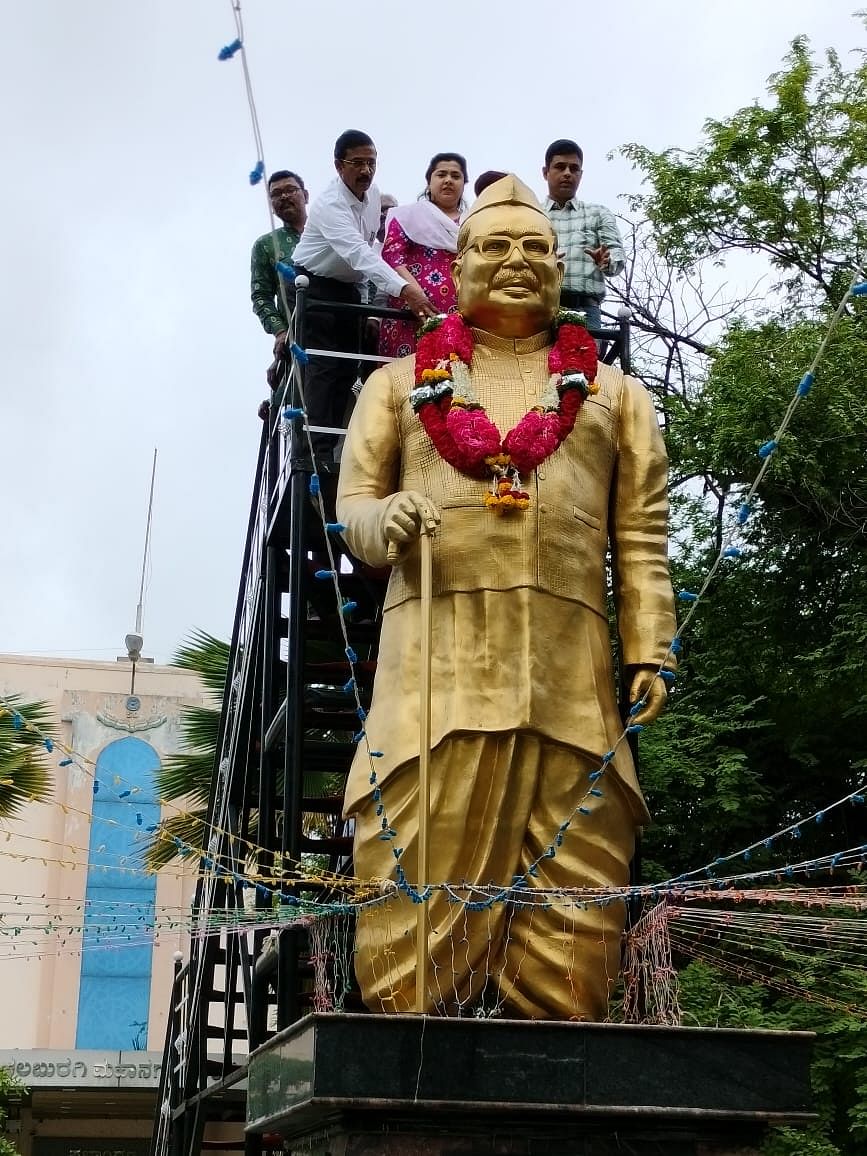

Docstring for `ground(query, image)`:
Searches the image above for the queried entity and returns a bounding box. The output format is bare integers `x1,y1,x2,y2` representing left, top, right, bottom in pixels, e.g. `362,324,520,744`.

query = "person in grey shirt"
542,138,625,330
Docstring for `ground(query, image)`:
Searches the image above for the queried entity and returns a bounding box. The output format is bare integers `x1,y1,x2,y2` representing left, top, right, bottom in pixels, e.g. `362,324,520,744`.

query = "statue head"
452,175,563,338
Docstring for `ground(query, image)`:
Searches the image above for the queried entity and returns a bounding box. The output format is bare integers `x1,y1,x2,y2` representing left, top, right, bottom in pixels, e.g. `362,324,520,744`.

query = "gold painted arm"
609,375,677,669
336,366,403,568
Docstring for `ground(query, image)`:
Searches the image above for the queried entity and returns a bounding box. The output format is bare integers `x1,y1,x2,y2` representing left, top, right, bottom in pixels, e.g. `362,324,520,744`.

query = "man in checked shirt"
542,139,625,331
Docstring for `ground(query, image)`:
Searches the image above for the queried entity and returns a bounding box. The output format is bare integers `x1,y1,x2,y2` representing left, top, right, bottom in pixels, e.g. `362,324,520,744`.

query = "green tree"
638,313,867,882
620,29,867,305
611,21,867,883
0,698,52,822
0,1067,24,1156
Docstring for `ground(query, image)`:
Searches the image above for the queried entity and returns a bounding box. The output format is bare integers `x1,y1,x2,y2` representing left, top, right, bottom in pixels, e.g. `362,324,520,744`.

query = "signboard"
0,1050,163,1088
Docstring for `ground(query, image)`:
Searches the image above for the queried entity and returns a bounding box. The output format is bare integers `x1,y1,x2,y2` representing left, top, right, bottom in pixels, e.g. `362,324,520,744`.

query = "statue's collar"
470,327,550,355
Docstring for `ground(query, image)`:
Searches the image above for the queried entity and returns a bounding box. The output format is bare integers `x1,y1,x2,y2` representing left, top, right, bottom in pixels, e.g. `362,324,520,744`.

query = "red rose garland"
410,310,598,512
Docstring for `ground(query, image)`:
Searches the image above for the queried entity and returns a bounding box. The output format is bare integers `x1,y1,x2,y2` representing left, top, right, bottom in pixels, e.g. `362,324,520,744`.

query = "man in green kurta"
250,170,308,356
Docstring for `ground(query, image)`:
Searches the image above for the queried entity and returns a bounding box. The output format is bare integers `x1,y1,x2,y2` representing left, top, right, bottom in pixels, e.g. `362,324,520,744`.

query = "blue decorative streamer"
217,38,242,60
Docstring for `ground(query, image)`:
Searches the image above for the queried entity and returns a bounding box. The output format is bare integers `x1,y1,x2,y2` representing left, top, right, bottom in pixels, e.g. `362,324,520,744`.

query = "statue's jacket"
337,328,676,822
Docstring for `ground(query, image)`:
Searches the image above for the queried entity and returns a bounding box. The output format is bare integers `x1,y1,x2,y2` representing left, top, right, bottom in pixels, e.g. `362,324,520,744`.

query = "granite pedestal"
246,1014,814,1155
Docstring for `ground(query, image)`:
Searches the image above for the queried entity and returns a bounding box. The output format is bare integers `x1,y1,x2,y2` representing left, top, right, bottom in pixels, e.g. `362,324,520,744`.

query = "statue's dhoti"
353,730,636,1020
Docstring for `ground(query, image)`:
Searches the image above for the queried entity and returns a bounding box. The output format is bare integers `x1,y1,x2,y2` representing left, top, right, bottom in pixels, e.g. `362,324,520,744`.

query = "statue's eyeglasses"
467,235,556,262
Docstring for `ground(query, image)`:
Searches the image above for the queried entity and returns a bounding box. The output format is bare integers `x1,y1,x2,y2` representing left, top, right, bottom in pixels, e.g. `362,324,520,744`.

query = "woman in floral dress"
378,152,468,360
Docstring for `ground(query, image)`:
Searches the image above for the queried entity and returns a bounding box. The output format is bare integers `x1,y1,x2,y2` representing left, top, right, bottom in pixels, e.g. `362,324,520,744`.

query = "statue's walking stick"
414,527,434,1013
386,526,434,1013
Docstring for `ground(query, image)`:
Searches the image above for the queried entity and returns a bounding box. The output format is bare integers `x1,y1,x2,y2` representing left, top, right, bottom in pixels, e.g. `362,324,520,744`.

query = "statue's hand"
383,491,440,560
627,665,671,727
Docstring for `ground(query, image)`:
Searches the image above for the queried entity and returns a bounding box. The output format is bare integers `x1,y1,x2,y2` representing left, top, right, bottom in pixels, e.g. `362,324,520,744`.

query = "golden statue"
336,175,676,1020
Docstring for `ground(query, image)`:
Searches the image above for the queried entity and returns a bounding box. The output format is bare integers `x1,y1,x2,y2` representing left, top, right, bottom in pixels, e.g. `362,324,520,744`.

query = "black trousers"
296,269,362,459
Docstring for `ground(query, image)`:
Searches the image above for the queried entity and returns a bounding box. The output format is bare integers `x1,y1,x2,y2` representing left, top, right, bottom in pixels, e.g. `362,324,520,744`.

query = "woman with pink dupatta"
378,152,467,359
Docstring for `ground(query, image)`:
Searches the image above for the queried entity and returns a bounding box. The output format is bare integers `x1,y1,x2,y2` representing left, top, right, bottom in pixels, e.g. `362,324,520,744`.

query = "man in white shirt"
291,131,434,467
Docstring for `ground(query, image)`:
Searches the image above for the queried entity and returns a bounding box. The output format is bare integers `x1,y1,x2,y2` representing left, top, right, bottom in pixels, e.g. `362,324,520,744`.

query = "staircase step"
306,618,381,647
299,834,353,855
303,706,364,732
301,795,345,814
210,989,246,1004
205,1025,247,1040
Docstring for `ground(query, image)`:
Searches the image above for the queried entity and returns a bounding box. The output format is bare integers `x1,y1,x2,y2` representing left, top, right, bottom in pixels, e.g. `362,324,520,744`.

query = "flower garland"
410,310,599,512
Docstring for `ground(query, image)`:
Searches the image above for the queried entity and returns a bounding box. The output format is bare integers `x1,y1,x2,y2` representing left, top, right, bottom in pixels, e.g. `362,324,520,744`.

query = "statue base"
246,1013,814,1156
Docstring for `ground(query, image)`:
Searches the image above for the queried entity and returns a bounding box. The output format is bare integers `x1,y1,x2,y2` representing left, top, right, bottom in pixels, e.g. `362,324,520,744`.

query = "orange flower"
420,368,452,384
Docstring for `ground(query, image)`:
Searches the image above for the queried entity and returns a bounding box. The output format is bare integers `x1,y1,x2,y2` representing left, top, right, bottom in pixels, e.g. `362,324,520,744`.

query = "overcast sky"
0,0,860,666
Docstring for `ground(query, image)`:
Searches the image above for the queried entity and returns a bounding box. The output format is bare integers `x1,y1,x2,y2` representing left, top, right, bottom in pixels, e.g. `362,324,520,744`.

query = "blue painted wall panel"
76,976,150,1051
75,737,161,1049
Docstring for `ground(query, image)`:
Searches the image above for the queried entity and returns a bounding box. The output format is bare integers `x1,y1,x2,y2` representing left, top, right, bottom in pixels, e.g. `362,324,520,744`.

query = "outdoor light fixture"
125,632,144,663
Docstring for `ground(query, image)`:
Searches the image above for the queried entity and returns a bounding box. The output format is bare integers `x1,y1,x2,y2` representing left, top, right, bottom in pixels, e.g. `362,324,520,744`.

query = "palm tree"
0,697,53,821
144,630,229,871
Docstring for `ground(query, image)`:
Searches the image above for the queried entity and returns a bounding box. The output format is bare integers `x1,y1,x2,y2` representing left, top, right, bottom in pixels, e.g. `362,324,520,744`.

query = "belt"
293,266,361,302
560,289,600,308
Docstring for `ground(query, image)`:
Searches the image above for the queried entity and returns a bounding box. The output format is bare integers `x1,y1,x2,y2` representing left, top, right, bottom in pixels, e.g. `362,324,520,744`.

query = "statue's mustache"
490,268,539,290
